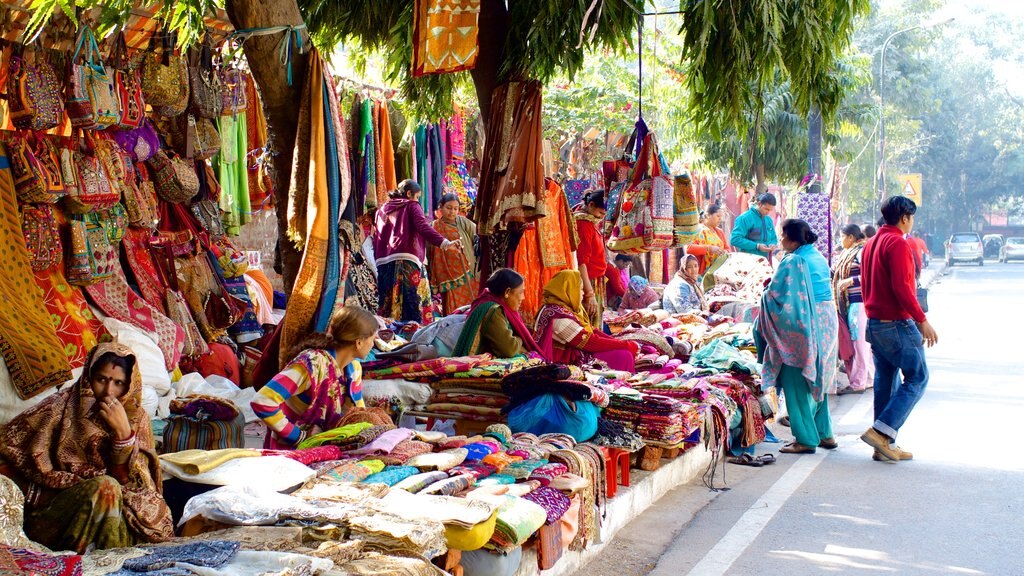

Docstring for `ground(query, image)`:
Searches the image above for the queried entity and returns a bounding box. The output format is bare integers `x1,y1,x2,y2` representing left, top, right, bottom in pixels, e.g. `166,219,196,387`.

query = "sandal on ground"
778,416,790,427
837,387,866,395
757,454,777,465
728,454,764,467
819,438,839,450
779,442,816,454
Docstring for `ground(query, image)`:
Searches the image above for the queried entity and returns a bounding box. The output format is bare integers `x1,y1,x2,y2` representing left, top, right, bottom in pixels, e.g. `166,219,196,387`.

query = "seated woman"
0,343,173,553
252,306,378,449
534,270,639,371
453,268,546,359
663,254,708,314
619,275,660,311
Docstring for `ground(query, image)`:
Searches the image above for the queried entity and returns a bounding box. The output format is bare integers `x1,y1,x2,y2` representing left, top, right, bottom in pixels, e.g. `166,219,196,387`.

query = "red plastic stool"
599,447,632,498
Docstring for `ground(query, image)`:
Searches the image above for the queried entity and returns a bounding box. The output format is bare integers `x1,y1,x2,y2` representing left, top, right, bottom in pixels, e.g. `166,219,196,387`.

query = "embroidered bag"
125,162,160,229
66,208,121,285
191,199,225,237
169,114,220,160
189,37,223,119
58,141,81,205
141,29,190,116
108,32,146,129
149,234,208,356
607,133,674,254
148,149,200,203
3,132,50,204
7,48,64,131
31,135,66,202
112,119,161,163
672,171,700,246
66,37,97,130
20,205,62,271
219,67,248,114
73,28,120,130
68,151,118,213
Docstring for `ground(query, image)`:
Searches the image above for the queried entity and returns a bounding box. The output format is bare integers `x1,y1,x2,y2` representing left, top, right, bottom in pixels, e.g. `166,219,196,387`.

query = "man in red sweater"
859,196,939,462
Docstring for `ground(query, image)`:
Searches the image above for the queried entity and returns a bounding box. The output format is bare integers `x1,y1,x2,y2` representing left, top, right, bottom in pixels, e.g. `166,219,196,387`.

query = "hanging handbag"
58,141,82,205
219,68,248,114
7,47,64,131
169,114,220,160
147,149,200,203
66,149,119,213
142,28,190,117
124,162,160,229
65,208,121,286
189,36,223,119
3,132,51,204
32,135,66,202
607,133,674,254
191,199,225,237
20,204,62,271
108,31,147,129
672,171,700,246
149,235,208,357
72,28,120,130
111,119,161,163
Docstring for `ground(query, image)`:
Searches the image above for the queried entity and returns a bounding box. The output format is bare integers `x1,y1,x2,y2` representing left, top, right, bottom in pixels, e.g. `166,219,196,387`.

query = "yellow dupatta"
541,270,593,334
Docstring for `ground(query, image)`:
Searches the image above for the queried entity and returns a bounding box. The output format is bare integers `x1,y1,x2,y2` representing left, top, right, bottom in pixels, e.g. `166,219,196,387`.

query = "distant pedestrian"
863,225,877,239
832,224,873,394
859,196,938,462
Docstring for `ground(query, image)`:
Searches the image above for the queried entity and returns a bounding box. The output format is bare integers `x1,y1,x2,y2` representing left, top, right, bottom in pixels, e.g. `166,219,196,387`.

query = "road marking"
684,393,873,576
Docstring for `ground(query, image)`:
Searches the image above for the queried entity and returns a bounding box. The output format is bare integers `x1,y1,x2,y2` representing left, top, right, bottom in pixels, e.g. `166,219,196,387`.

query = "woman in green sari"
453,269,547,359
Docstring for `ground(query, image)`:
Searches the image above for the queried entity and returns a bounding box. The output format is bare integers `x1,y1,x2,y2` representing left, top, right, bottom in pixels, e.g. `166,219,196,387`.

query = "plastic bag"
507,394,599,441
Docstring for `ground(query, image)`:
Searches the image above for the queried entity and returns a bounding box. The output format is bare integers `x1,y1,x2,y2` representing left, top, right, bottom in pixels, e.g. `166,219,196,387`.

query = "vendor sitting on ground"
453,268,546,359
534,270,639,371
663,254,708,314
252,306,378,449
619,275,661,311
0,342,173,553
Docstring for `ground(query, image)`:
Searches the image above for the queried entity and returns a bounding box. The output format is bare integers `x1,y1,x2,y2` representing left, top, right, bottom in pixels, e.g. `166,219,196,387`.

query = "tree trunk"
755,164,767,195
225,0,307,293
808,104,823,194
471,0,511,127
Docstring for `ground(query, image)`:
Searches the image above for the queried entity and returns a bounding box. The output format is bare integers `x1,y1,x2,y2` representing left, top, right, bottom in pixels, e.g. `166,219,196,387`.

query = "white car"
999,237,1024,262
945,232,984,266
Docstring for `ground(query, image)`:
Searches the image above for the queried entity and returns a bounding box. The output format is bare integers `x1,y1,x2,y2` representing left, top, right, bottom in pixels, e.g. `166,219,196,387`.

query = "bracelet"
112,433,136,451
583,291,595,298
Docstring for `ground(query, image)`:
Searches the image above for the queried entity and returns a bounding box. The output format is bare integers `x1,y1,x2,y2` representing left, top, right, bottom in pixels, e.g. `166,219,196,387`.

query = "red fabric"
604,266,627,299
575,219,606,281
470,290,547,360
182,342,241,385
578,331,638,356
861,225,926,323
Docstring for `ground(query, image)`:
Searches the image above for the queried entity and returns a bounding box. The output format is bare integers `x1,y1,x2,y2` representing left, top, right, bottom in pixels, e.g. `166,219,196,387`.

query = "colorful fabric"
487,494,547,552
345,428,413,456
217,113,251,236
323,459,386,483
363,354,492,380
482,452,522,472
377,259,434,324
363,465,419,486
377,440,434,466
406,448,468,471
296,422,374,449
160,449,260,475
264,445,344,466
252,349,365,449
121,228,168,313
393,471,449,494
0,343,173,552
502,459,548,479
540,271,591,333
0,545,82,575
462,442,497,461
84,267,185,371
447,462,496,480
119,540,239,572
527,463,569,487
32,267,105,370
756,251,839,401
428,216,478,314
412,0,482,76
522,486,571,525
420,473,474,496
0,146,70,399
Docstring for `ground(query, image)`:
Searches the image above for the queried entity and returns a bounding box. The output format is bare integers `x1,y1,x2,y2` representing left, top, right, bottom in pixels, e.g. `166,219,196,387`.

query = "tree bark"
225,0,307,293
808,104,823,194
471,0,510,127
755,163,767,195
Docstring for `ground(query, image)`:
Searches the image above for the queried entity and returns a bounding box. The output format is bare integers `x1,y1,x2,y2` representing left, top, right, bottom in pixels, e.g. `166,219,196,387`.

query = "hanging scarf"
831,241,864,317
454,290,547,359
0,343,173,543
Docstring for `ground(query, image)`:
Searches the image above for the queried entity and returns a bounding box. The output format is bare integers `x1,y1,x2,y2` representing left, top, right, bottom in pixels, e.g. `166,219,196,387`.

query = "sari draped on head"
453,290,547,359
0,343,173,548
533,271,592,365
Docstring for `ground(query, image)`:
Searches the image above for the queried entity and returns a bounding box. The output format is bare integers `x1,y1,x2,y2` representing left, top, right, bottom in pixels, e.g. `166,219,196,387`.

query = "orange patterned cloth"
32,267,106,370
515,180,579,326
412,0,482,76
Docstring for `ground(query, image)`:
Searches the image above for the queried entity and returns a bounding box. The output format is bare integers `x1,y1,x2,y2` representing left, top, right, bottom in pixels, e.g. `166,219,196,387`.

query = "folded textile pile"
591,418,646,452
160,448,260,475
179,485,355,527
406,448,468,471
690,339,760,375
0,545,82,574
297,422,375,449
160,455,315,492
260,445,344,465
110,541,240,575
615,328,674,356
362,354,493,381
346,510,447,558
331,550,441,576
294,478,390,505
362,465,420,486
393,471,449,493
522,486,572,525
420,473,476,496
372,489,499,530
321,459,386,482
478,494,547,553
345,428,414,456
376,440,433,466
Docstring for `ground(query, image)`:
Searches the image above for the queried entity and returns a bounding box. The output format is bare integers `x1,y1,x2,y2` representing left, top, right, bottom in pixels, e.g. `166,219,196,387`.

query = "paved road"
578,260,1024,576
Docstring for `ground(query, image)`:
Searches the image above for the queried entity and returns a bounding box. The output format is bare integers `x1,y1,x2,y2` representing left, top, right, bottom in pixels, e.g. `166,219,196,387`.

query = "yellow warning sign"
897,174,923,207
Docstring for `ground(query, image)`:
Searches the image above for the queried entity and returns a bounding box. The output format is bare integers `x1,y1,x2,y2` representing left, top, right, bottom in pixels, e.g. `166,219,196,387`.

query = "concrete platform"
515,444,716,576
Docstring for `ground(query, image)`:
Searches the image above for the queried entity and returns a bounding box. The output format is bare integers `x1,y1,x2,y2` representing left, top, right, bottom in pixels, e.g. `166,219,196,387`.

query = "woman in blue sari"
755,219,839,454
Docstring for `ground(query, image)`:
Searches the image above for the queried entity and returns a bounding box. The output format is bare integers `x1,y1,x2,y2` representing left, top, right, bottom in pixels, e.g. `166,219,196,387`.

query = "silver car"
1000,237,1024,262
945,232,984,266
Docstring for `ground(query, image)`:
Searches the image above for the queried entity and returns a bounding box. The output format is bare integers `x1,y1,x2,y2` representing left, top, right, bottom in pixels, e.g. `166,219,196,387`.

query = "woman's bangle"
112,433,136,452
584,291,595,298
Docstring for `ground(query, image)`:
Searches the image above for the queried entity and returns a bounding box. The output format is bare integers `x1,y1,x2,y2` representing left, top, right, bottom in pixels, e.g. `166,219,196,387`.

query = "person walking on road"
859,196,939,462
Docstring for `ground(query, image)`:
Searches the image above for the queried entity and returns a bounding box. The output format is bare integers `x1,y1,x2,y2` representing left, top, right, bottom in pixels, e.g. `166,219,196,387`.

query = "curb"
920,262,948,289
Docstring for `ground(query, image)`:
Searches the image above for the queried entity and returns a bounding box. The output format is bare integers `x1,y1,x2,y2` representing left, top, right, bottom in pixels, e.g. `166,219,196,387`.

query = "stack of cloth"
416,356,544,422
346,510,448,559
602,392,702,447
468,494,546,553
500,364,608,410
362,354,494,382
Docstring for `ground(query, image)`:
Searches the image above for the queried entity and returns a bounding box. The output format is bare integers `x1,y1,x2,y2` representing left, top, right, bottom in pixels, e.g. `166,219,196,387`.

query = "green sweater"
730,208,778,255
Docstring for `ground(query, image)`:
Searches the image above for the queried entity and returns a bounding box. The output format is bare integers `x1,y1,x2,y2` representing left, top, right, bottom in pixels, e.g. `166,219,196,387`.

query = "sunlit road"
579,261,1024,576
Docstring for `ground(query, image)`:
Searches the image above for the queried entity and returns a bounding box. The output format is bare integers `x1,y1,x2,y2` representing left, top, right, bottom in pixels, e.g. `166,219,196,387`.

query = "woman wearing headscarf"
534,270,638,371
832,223,873,393
618,275,660,311
428,193,479,315
0,343,173,553
755,219,839,454
662,254,707,314
686,203,731,275
453,268,545,359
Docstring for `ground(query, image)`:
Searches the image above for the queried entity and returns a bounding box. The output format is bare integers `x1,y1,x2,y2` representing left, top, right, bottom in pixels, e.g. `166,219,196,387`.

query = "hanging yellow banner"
897,174,923,207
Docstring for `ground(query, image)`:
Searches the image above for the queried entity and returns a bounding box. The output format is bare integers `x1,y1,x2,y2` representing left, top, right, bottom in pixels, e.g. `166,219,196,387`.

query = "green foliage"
21,0,223,46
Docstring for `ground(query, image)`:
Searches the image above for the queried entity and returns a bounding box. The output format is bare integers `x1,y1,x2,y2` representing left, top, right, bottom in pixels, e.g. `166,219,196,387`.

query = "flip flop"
779,442,816,454
757,454,777,465
728,454,764,467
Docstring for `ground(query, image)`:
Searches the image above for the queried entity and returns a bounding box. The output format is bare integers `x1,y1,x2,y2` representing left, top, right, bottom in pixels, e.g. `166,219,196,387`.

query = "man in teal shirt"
731,193,779,256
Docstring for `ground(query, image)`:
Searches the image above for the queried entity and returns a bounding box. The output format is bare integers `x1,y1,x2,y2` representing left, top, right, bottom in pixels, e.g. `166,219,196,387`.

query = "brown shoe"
819,438,839,450
860,428,899,462
872,447,913,461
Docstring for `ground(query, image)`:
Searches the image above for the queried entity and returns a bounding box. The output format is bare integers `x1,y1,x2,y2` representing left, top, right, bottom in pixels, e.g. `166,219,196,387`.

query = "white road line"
683,393,874,576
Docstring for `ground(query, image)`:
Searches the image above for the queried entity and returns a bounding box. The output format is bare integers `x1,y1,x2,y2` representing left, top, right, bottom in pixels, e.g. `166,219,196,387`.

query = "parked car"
945,232,984,266
983,234,1004,258
999,237,1024,262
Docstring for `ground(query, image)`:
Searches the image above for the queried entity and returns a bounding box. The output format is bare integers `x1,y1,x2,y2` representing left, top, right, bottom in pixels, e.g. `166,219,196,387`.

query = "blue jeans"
866,319,929,440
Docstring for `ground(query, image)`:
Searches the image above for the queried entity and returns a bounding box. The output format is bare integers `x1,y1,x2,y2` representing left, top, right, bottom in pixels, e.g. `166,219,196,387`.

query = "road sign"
897,174,923,207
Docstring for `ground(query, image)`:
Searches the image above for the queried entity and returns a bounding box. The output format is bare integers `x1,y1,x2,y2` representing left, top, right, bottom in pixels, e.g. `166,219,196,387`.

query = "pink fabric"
843,304,874,392
593,349,635,372
263,445,345,465
345,428,414,455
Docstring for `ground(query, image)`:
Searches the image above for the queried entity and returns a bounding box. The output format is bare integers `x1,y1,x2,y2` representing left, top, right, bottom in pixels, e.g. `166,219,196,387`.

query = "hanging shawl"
0,343,174,543
0,144,71,399
281,49,349,363
377,100,398,193
475,81,547,237
359,98,378,211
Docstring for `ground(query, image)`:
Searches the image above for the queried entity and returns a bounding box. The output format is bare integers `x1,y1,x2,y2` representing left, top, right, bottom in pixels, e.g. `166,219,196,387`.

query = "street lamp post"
876,17,954,213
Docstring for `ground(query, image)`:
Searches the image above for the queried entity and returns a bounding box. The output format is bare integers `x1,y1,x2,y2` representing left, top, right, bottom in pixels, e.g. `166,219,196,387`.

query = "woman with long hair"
428,193,479,315
374,179,462,323
453,268,545,359
251,306,378,449
833,223,874,393
756,219,839,454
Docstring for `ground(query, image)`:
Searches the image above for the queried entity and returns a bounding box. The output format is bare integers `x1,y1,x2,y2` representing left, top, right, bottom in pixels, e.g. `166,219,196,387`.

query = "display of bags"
70,28,120,130
169,114,220,160
7,49,64,131
4,132,50,204
141,30,190,116
220,67,248,114
147,149,200,203
150,234,209,357
607,133,674,254
66,207,124,286
673,172,700,246
189,38,223,119
124,162,160,229
20,204,62,271
109,32,146,129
